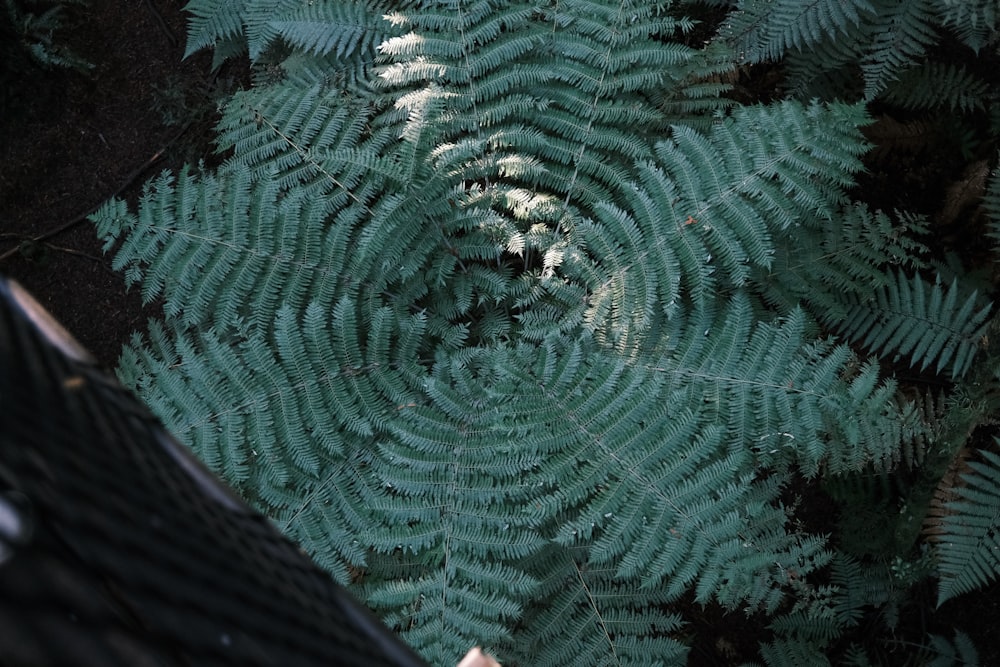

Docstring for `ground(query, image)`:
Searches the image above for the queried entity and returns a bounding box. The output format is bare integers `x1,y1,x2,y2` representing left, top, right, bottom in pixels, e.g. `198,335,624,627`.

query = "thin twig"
0,231,116,274
42,243,112,266
0,120,193,264
143,0,178,48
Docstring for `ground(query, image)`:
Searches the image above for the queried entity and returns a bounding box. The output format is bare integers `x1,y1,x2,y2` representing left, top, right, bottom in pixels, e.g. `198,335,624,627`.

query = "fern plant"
2,0,92,72
91,0,1000,664
715,0,996,110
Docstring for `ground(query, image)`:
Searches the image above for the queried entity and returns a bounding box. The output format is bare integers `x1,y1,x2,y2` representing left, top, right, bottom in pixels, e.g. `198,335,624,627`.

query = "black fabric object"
0,277,429,667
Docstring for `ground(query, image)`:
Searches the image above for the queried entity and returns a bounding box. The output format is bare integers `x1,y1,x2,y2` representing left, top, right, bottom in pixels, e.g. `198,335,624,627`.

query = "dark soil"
0,0,221,366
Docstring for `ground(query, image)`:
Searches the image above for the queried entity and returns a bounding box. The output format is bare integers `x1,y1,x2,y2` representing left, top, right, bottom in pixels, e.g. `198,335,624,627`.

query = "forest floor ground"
1,0,221,365
2,2,1000,665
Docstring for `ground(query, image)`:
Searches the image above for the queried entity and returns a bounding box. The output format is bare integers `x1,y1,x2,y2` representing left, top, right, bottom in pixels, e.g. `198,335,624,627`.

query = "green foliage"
931,447,1000,605
719,0,876,65
2,0,92,72
933,0,999,53
754,205,929,322
717,0,949,104
984,165,1000,237
925,629,980,666
751,638,833,666
859,0,938,100
718,0,995,112
92,0,1000,664
828,270,991,380
881,62,991,113
184,0,401,64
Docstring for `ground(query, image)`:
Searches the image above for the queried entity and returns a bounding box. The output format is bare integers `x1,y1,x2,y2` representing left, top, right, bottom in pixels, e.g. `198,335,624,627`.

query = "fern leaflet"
829,271,991,380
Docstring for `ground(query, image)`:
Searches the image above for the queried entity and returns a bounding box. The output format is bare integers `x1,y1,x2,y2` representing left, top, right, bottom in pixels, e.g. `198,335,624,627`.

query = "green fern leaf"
925,629,980,666
573,99,871,345
185,0,396,62
755,638,833,666
720,0,875,64
984,165,1000,245
860,0,938,99
934,448,1000,604
830,271,991,380
184,0,248,58
882,62,990,113
271,0,391,59
758,205,929,321
505,547,688,666
933,0,999,53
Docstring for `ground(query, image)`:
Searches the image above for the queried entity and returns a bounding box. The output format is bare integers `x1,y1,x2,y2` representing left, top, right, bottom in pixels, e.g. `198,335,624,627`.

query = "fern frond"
184,0,248,58
377,0,701,207
930,447,1000,604
774,0,941,103
925,630,980,666
719,0,875,64
982,164,1000,245
780,30,866,101
574,99,871,345
646,40,737,124
860,0,938,99
731,0,993,114
661,299,916,474
758,205,929,322
96,0,952,662
754,638,832,667
184,0,398,62
882,62,990,113
216,80,399,192
768,553,887,642
829,271,991,380
94,166,333,331
933,0,999,53
505,547,688,666
925,446,974,542
271,0,392,59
